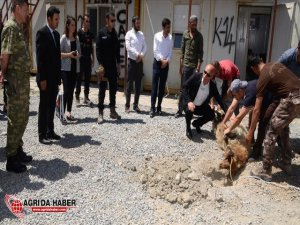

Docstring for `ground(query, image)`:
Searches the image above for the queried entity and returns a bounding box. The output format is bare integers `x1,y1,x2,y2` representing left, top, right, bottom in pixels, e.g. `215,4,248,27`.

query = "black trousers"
178,66,196,113
62,70,77,112
38,82,58,138
151,59,169,111
185,104,215,131
75,57,92,98
3,80,7,106
98,75,117,110
125,58,143,108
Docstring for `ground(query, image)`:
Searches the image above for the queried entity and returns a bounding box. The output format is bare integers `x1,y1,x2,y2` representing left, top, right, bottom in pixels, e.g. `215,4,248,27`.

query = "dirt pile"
139,156,232,208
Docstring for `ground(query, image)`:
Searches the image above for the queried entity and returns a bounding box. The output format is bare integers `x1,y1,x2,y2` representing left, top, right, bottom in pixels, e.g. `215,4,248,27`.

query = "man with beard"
175,15,203,118
125,16,147,113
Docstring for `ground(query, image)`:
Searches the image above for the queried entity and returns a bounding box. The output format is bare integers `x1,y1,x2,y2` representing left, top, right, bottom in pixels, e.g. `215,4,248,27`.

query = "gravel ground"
0,78,300,225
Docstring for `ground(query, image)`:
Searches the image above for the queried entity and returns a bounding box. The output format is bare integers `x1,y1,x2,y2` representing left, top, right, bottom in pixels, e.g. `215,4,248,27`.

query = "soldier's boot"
275,161,292,175
250,164,272,182
6,155,27,173
97,109,104,124
17,146,33,163
110,107,121,120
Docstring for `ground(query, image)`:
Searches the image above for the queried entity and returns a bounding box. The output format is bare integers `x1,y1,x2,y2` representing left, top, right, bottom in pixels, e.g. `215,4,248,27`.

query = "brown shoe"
110,107,121,120
250,165,272,182
97,109,104,124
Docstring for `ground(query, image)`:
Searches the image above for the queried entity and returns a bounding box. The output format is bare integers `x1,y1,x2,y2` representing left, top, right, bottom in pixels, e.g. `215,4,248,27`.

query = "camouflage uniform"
1,18,31,158
263,90,300,169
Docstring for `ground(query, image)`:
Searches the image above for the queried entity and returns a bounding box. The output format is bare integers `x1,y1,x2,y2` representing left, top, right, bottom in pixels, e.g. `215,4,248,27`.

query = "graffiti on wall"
213,16,236,54
117,9,127,68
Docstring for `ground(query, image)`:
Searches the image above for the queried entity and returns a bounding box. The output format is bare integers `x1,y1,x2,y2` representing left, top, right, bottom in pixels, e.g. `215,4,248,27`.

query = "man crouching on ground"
182,63,226,139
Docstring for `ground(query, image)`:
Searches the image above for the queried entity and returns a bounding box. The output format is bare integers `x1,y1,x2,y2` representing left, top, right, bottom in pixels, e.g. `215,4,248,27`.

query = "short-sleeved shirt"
241,80,257,108
219,59,240,81
181,29,203,68
278,48,300,78
77,29,94,58
256,63,300,98
1,18,31,74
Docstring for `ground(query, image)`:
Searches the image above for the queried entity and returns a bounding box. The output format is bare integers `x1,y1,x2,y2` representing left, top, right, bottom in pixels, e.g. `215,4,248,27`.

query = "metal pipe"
268,0,277,62
75,0,78,24
188,0,192,26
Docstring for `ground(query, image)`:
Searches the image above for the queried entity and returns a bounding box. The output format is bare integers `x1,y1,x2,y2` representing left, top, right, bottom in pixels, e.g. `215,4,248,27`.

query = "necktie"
52,31,57,47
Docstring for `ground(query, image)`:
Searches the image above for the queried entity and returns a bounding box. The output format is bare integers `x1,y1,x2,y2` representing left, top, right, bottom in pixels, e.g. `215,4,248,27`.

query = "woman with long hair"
60,16,81,123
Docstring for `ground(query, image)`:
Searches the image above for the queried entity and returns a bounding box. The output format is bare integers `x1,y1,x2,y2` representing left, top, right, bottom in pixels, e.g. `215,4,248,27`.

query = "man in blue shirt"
278,41,300,78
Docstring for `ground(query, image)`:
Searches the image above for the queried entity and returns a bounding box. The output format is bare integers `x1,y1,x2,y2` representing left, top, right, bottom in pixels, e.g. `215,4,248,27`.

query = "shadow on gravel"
105,118,145,124
29,111,38,117
0,169,45,221
29,158,83,181
76,117,97,124
272,164,300,188
0,147,6,162
190,129,215,143
58,133,101,148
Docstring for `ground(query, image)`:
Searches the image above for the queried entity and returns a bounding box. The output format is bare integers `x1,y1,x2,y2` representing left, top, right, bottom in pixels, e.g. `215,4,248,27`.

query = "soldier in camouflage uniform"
246,57,300,181
0,0,32,173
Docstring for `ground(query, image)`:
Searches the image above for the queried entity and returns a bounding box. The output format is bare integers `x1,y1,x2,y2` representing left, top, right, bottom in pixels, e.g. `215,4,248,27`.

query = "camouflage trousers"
263,90,300,169
5,74,30,157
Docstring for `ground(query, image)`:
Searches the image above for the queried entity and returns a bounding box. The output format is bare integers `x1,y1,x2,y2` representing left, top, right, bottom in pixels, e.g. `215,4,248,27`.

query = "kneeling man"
182,63,226,139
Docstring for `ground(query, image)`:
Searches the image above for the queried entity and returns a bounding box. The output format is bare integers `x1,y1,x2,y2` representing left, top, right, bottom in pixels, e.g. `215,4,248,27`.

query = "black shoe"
192,121,202,133
133,106,141,113
149,110,155,118
61,118,68,125
186,129,193,139
17,146,32,163
157,107,162,115
6,155,27,173
195,127,202,133
66,115,77,122
47,132,61,140
174,111,182,118
39,137,52,145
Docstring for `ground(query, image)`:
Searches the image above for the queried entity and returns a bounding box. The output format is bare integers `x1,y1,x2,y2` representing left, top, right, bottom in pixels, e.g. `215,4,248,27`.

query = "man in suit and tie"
36,6,61,144
182,63,227,139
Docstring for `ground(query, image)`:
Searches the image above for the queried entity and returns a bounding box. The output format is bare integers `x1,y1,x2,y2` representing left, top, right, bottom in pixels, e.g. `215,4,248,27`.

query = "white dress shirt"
193,79,210,106
125,28,147,60
153,31,173,62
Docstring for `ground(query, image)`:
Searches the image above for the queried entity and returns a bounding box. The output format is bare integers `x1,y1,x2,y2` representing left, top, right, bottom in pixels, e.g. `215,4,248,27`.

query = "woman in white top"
60,16,81,122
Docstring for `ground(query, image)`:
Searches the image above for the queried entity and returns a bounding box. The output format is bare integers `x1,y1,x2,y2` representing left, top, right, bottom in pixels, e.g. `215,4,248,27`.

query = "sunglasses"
110,19,116,23
204,70,212,78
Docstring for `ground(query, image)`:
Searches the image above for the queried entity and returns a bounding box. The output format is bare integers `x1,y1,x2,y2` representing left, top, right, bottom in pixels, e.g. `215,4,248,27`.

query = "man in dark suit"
182,63,226,139
36,6,61,144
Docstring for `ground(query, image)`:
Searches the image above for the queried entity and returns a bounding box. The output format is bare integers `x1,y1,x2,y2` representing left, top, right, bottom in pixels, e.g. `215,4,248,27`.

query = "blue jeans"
151,59,169,111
